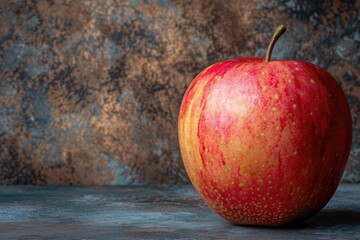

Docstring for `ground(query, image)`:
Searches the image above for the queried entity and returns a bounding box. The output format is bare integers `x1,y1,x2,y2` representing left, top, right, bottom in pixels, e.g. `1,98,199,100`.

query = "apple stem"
265,25,286,62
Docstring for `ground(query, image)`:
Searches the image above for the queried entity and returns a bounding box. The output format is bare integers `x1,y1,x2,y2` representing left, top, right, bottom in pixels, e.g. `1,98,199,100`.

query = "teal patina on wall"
0,0,359,184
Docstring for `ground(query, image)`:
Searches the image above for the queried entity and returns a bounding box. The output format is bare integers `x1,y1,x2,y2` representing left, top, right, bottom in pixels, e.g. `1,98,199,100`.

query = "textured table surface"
0,184,359,240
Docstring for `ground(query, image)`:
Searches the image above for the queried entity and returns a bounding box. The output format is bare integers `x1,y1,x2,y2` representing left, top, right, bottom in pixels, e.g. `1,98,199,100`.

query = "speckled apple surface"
178,58,352,225
0,0,359,185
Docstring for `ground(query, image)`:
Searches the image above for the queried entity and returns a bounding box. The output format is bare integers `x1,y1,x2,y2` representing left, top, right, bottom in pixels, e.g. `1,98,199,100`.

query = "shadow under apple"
304,210,360,226
282,209,360,229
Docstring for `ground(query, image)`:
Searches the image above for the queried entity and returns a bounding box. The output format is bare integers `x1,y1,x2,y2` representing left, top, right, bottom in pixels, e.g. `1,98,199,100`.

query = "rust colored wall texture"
0,0,359,184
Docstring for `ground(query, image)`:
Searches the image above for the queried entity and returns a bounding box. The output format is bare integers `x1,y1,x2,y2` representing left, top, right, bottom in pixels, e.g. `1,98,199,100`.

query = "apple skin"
178,58,352,226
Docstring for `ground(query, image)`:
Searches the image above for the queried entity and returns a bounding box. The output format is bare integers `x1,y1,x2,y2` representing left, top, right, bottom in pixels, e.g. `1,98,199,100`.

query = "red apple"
178,25,352,226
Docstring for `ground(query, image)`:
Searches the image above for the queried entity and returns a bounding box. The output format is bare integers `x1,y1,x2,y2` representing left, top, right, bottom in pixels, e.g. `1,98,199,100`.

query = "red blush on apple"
178,25,352,226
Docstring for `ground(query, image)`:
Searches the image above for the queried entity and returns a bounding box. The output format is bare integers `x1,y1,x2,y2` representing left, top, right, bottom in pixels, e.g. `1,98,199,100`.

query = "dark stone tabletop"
0,0,359,186
0,184,359,239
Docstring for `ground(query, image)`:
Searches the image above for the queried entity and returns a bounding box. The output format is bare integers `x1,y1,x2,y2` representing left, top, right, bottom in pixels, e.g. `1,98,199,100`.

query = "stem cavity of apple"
265,25,287,62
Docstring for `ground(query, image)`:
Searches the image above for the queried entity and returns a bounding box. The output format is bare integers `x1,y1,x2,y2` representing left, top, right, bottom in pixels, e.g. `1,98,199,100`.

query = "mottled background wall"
0,0,359,185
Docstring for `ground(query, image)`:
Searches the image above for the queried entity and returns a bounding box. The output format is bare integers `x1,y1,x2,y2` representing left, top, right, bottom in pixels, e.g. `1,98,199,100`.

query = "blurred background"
0,0,359,185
